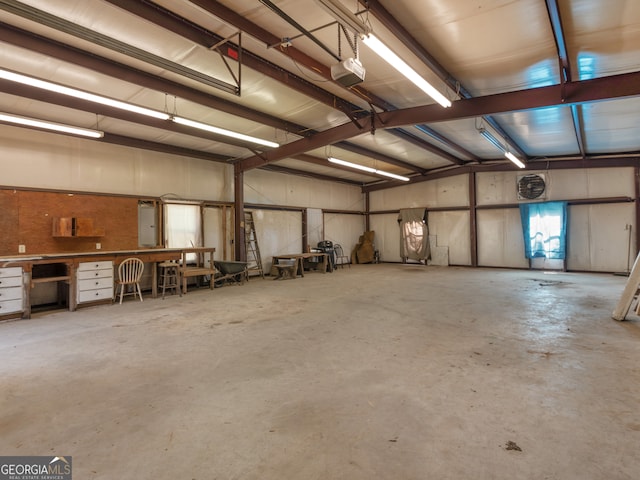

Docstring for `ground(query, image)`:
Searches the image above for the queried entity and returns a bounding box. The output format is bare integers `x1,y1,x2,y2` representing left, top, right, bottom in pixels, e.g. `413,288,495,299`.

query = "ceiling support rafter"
101,133,230,162
184,0,467,166
412,125,478,162
363,156,640,193
337,141,429,174
236,70,640,172
260,163,364,185
389,129,465,166
0,0,239,94
115,0,468,171
1,18,393,174
187,0,395,112
544,0,587,160
0,80,273,150
0,22,305,136
358,0,528,159
104,0,365,126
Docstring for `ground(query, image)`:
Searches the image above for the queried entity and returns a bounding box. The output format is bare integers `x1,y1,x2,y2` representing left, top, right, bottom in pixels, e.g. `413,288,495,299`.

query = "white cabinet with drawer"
77,261,114,304
0,267,24,315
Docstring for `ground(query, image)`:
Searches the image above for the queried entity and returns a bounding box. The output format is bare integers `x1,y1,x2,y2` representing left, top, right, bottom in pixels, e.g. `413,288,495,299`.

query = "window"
164,203,202,261
519,201,567,260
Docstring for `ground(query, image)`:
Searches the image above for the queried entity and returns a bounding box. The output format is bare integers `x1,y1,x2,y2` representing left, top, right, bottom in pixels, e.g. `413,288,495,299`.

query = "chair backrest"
334,244,344,256
118,257,145,284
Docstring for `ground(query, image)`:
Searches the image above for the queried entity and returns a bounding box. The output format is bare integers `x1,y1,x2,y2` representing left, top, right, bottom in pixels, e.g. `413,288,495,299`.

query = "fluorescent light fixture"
315,0,369,35
314,1,451,108
478,128,505,151
328,156,410,181
172,116,279,148
505,151,526,169
0,112,104,138
479,128,525,168
362,34,451,108
0,68,170,120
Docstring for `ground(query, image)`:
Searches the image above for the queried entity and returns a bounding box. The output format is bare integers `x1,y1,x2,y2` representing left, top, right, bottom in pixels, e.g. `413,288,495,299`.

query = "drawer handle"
95,272,100,276
95,281,100,285
95,292,100,296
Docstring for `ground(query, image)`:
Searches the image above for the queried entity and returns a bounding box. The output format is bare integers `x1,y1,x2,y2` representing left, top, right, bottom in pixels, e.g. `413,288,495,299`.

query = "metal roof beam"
104,0,368,124
359,0,528,159
187,0,395,112
545,0,587,158
188,0,470,164
335,141,429,173
237,71,640,171
0,80,272,150
0,22,306,136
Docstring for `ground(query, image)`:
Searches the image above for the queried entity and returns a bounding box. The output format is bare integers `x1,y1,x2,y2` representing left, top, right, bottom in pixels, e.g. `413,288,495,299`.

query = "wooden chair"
334,243,350,268
115,257,144,304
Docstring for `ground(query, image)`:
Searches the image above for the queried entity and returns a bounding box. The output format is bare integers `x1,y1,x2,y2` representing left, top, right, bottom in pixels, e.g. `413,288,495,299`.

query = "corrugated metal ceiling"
0,0,639,188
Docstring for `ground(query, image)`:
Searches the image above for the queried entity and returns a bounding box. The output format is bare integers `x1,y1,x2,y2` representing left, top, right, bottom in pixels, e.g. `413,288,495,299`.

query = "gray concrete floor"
1,264,639,479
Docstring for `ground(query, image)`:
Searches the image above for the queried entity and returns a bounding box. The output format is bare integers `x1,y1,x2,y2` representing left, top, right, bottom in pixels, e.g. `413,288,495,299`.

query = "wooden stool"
158,261,181,299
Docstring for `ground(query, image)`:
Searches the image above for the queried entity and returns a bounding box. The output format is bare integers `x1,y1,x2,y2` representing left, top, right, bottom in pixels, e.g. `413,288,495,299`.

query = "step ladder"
244,211,264,278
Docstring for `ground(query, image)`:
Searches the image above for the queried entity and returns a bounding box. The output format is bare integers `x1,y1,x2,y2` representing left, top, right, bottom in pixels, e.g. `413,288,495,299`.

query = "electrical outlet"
96,243,101,250
18,244,26,253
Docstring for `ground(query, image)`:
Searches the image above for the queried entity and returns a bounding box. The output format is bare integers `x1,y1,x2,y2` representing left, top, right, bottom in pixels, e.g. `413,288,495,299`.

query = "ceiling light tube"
374,170,410,182
0,112,104,138
0,68,170,120
172,116,279,148
328,156,376,173
505,151,526,169
328,157,409,181
361,34,451,108
478,128,505,151
479,128,525,168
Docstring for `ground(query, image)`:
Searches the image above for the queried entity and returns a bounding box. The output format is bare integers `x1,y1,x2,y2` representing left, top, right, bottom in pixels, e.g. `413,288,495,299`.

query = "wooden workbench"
0,248,183,319
179,247,216,294
271,252,329,278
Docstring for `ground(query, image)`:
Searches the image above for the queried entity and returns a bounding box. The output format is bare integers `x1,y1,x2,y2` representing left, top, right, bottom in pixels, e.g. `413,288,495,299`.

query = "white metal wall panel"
0,125,231,200
549,168,634,199
477,208,529,268
428,211,471,266
244,169,363,210
250,209,303,273
370,174,469,211
324,213,365,259
370,214,401,263
567,203,635,272
477,168,634,206
476,171,522,205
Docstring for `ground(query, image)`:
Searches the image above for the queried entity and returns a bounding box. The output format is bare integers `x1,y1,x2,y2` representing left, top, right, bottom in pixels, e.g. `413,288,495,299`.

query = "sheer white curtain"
164,203,202,262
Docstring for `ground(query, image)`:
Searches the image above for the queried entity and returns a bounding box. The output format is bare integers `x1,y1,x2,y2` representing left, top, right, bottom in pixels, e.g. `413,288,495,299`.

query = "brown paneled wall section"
0,189,139,256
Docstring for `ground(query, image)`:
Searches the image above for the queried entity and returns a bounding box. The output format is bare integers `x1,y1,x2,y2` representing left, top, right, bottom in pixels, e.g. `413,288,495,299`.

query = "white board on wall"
568,203,635,272
477,208,529,268
428,211,471,266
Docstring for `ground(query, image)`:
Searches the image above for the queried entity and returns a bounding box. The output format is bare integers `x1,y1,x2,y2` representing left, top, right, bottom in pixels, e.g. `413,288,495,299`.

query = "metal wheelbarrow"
213,260,248,287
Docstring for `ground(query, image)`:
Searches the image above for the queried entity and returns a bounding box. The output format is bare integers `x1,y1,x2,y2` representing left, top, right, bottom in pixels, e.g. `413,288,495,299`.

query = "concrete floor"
1,264,639,479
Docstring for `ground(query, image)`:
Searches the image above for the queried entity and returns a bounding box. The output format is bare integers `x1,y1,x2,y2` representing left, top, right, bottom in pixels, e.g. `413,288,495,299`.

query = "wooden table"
271,253,329,278
179,247,216,294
